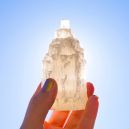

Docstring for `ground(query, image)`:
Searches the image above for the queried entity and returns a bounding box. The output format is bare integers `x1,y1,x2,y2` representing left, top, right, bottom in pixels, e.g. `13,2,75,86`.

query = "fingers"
22,78,58,129
77,95,99,129
48,111,69,127
63,82,94,129
47,82,94,128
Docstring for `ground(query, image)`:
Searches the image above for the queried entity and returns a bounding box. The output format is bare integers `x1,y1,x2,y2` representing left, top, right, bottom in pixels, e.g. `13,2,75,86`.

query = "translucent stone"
42,20,87,110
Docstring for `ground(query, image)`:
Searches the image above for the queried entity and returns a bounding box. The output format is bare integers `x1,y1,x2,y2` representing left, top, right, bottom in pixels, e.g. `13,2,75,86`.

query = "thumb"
24,78,58,127
39,78,58,120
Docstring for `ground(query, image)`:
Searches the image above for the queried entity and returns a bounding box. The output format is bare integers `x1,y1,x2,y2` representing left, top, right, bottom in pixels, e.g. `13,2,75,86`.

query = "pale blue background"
0,0,129,129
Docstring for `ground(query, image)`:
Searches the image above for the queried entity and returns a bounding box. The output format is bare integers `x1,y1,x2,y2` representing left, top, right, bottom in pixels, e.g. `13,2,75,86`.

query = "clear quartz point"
42,20,87,110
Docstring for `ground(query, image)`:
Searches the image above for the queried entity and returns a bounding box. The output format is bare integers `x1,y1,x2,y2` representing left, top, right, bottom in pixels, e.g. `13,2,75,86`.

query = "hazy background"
0,0,129,129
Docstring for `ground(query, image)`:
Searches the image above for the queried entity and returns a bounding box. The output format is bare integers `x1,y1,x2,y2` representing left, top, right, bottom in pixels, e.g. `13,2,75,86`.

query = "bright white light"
60,20,70,29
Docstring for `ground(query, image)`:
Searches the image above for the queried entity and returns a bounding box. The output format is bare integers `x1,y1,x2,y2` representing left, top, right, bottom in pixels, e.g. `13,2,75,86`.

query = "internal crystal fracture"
42,20,87,110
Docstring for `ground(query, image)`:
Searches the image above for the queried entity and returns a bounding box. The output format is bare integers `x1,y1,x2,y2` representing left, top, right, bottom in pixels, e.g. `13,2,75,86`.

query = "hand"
20,78,99,129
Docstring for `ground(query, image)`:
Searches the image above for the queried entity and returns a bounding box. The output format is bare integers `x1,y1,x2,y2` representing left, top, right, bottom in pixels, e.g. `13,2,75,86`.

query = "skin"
20,80,99,129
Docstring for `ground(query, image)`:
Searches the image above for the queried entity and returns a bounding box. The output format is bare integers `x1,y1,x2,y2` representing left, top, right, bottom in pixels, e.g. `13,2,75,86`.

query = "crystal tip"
60,19,70,29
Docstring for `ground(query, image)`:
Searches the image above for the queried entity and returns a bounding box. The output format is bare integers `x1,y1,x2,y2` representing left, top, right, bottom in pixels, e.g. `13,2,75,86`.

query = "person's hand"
20,78,99,129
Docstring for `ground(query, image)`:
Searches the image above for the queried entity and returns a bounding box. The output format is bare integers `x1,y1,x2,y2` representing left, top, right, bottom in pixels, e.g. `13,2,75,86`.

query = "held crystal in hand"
42,20,87,110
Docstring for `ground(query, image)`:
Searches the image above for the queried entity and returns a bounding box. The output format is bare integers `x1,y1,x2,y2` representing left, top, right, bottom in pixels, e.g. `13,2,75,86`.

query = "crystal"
42,20,87,110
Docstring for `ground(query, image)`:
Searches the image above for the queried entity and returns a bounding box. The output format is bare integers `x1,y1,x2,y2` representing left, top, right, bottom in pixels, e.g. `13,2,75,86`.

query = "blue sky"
0,0,129,129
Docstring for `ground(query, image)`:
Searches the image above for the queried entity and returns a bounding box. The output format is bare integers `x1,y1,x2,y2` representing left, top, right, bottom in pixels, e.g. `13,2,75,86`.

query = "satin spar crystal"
42,20,87,110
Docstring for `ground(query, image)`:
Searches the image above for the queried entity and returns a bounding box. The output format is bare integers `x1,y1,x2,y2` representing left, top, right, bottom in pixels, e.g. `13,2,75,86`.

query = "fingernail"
42,78,55,92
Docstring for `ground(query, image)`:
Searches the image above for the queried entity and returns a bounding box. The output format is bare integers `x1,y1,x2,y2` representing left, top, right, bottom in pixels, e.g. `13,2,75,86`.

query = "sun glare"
60,19,70,29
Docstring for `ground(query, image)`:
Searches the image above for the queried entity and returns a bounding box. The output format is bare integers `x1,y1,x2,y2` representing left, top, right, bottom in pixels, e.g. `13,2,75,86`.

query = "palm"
45,111,84,129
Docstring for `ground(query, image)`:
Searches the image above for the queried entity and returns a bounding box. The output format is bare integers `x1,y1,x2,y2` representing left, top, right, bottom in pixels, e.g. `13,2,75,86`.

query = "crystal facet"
42,20,87,110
